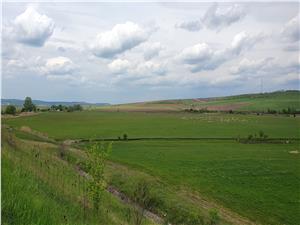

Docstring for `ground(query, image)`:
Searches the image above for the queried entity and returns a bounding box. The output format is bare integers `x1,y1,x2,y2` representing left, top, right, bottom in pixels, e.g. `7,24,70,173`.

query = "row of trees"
3,97,36,115
3,97,83,115
50,104,82,112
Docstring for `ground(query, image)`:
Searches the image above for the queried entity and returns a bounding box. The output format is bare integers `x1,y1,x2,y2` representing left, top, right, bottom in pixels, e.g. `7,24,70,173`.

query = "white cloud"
231,58,273,75
135,61,167,76
231,57,300,84
108,59,131,74
90,22,149,58
230,31,265,55
175,20,202,32
11,7,55,47
44,57,78,75
281,14,300,42
142,42,163,60
203,3,246,31
178,31,264,72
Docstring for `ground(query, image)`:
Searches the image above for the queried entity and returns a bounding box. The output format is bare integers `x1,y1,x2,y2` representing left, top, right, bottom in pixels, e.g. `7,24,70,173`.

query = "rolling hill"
99,90,300,112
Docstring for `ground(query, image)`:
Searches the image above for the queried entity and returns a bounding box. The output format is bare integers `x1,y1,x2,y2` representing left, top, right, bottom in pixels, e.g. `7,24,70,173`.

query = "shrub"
5,105,16,115
209,209,220,225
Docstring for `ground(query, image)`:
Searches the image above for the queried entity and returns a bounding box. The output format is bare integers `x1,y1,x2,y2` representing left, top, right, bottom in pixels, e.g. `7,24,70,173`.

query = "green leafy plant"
86,142,112,211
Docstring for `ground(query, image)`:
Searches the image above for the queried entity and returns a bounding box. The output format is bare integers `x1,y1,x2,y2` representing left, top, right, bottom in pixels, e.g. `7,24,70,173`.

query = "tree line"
2,97,83,115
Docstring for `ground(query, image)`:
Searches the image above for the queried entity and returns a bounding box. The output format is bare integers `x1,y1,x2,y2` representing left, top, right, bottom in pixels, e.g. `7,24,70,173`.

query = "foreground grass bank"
1,128,157,225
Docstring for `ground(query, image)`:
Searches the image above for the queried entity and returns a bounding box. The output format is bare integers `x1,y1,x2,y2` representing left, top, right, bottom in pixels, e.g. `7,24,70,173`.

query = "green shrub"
5,105,16,115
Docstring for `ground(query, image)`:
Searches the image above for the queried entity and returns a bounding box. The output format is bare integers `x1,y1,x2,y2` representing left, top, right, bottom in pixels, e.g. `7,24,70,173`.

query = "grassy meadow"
4,111,300,140
2,91,300,225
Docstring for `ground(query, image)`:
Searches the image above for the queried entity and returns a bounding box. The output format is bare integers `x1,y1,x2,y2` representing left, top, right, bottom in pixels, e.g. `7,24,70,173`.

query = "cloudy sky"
2,2,299,103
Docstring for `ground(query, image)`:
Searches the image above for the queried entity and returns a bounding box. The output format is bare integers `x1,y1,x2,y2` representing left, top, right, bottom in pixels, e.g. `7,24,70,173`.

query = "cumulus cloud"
44,57,78,75
175,20,202,32
11,7,55,47
230,58,273,75
135,61,167,76
175,3,245,32
230,31,265,55
281,14,300,42
142,42,163,60
203,3,246,31
178,31,263,72
108,59,131,74
231,57,300,83
90,22,149,58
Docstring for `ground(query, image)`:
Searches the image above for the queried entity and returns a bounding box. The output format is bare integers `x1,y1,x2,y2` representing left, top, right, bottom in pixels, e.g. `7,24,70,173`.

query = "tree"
5,105,16,115
86,142,112,211
23,97,36,112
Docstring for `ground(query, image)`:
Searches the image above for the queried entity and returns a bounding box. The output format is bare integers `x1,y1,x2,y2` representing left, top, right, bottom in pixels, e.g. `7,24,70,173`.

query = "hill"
100,90,300,112
1,99,109,107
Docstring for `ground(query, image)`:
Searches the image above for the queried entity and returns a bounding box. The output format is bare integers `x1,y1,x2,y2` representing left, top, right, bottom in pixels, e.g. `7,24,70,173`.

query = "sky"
1,2,299,104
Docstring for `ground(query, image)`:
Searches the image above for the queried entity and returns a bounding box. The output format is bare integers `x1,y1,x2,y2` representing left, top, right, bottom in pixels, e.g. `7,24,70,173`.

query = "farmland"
2,91,300,225
100,91,300,112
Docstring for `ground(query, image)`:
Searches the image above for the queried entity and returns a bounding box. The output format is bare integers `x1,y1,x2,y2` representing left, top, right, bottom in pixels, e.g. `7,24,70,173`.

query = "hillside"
99,90,300,112
1,99,109,107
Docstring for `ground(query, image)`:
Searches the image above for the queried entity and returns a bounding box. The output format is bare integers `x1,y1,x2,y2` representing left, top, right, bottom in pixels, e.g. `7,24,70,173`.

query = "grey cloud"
175,20,202,32
176,3,246,32
203,3,246,31
281,14,300,42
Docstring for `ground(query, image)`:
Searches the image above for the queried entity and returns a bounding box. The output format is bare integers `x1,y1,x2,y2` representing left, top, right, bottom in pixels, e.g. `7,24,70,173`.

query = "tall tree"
23,97,36,112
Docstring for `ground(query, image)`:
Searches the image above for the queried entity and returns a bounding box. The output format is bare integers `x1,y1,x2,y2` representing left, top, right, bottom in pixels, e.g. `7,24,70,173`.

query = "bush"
5,105,16,115
209,209,220,225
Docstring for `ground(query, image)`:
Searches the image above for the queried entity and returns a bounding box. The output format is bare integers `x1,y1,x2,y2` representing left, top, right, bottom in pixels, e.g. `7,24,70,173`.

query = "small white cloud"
12,7,55,47
90,22,149,58
108,59,131,74
203,3,246,31
281,14,300,42
135,61,167,76
230,31,265,55
175,20,202,32
44,57,78,75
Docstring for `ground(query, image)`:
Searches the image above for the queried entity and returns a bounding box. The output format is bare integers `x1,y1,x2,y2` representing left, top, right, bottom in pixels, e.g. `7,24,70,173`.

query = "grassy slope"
3,112,300,140
108,140,300,225
1,128,156,225
100,90,300,112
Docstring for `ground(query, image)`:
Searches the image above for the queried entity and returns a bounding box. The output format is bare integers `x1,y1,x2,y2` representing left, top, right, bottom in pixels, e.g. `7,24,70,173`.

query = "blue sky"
2,2,299,103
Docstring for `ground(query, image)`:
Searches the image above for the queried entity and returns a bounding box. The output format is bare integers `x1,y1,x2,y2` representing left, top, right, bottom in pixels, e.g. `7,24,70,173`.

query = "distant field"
3,111,300,140
99,91,300,112
108,140,300,225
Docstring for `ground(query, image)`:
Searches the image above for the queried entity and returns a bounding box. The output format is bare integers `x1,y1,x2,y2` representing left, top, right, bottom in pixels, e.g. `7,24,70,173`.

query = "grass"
1,128,157,225
3,111,300,140
99,90,300,112
2,102,300,225
105,140,300,225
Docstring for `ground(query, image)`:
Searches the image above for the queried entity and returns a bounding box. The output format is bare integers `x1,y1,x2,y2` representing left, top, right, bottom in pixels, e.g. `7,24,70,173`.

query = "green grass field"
3,111,300,140
108,140,300,225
